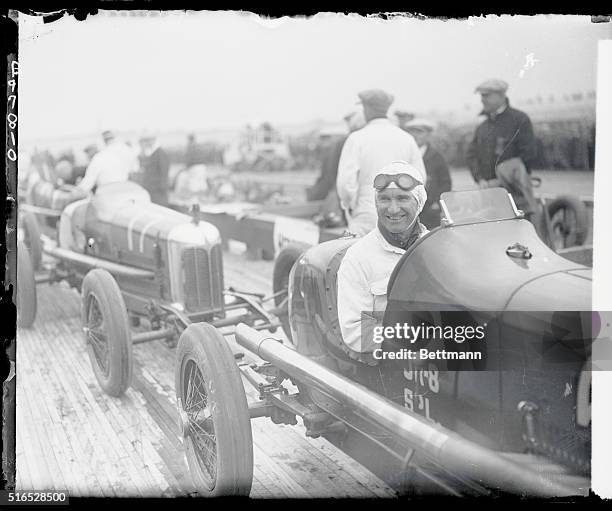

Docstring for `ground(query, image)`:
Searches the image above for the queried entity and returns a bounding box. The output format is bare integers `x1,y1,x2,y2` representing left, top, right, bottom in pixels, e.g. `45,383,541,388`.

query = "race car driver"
337,160,428,355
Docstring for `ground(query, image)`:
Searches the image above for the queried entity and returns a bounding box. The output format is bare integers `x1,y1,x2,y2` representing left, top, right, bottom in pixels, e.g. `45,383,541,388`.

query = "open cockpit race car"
266,177,590,327
17,185,592,497
16,181,286,390
173,188,592,497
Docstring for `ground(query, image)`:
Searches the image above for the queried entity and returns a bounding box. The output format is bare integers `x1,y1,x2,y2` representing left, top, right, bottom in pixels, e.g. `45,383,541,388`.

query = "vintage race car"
172,188,592,497
17,181,284,395
18,178,84,272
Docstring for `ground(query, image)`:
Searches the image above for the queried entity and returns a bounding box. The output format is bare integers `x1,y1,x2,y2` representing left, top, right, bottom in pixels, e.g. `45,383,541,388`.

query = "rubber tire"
17,240,37,328
81,269,132,397
272,245,304,343
175,323,253,496
547,195,589,248
21,210,42,271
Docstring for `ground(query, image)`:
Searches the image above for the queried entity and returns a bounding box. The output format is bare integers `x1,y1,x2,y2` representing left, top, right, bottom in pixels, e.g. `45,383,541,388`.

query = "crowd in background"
20,103,596,216
23,111,595,182
296,117,596,173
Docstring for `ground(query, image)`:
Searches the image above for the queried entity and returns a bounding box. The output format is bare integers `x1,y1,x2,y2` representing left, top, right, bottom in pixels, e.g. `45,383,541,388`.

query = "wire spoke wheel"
85,294,110,376
81,269,132,396
183,360,218,487
176,323,253,496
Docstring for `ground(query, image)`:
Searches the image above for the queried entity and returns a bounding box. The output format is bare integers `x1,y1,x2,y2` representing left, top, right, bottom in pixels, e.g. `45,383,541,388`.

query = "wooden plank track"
16,249,395,498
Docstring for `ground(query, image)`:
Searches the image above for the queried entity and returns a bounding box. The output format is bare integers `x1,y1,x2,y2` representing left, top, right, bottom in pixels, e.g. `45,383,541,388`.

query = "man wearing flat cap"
336,89,426,236
337,161,428,356
467,79,539,220
404,118,452,228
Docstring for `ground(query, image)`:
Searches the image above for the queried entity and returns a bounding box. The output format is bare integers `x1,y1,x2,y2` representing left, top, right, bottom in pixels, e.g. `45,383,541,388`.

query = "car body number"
403,362,439,422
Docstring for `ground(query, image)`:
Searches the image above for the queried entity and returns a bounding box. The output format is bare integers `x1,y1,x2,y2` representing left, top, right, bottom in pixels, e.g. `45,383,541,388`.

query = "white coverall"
78,140,139,193
337,224,428,353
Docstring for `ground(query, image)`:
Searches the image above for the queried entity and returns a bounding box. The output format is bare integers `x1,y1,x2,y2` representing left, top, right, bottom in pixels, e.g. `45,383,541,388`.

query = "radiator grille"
210,244,224,309
182,245,224,313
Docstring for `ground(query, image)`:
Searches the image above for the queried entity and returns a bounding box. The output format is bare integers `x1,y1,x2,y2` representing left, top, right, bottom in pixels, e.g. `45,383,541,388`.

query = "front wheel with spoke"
175,323,253,496
81,269,132,397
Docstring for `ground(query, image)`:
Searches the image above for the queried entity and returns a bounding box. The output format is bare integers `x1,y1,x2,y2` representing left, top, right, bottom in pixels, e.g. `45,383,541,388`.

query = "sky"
18,11,611,144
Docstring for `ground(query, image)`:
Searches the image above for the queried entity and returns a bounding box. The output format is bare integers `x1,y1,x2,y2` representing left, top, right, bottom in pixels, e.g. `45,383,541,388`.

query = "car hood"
387,219,591,312
505,268,592,311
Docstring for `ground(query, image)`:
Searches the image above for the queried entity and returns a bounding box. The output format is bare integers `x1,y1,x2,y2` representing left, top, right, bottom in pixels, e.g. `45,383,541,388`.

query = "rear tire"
81,269,132,396
21,211,42,271
272,245,304,343
547,196,589,250
17,240,37,328
175,323,253,496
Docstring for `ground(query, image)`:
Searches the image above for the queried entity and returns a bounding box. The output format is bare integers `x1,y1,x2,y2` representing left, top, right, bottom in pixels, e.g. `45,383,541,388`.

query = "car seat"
317,239,380,369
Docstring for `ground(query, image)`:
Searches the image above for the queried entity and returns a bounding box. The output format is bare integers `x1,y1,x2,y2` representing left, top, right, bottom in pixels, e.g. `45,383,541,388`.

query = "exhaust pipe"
235,323,587,497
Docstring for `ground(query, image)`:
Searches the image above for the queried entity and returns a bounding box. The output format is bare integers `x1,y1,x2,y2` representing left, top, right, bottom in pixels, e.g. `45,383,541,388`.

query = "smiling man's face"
375,187,419,233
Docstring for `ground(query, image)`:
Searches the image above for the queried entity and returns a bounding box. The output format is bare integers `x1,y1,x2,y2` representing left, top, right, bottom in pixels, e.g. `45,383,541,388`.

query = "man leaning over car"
71,130,137,197
337,161,428,356
466,79,539,223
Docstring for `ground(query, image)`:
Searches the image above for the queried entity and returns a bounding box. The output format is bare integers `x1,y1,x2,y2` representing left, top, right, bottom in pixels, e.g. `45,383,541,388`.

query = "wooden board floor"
15,249,395,498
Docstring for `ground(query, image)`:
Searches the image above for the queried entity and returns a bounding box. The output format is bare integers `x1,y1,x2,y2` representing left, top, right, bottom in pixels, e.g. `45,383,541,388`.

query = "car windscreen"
440,188,519,225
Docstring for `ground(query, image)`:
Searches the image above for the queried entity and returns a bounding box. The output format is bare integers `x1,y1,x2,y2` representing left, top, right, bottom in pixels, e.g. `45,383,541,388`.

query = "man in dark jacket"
306,129,347,202
306,110,365,202
466,79,538,218
138,132,170,207
184,133,199,168
404,118,452,229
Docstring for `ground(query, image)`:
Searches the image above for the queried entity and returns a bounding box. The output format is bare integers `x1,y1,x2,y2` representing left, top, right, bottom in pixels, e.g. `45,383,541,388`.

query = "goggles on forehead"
373,173,421,192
